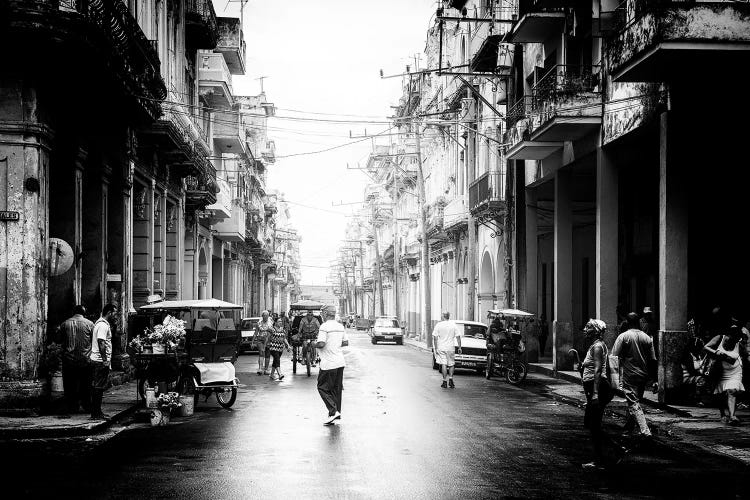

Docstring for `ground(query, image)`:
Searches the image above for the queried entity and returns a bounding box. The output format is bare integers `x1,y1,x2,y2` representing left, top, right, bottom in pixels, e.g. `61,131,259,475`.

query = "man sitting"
299,310,321,366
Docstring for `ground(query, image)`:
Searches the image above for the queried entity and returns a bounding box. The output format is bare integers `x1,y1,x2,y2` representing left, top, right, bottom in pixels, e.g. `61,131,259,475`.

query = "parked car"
239,317,261,353
431,320,488,374
355,316,372,331
370,316,403,345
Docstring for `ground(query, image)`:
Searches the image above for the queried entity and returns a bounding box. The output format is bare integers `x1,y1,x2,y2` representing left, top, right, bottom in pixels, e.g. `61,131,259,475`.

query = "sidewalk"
0,381,140,439
404,337,750,466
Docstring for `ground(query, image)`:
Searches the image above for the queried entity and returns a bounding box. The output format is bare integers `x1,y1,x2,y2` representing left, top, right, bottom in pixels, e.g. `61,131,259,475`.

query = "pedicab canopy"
139,299,243,310
289,299,325,310
488,308,535,318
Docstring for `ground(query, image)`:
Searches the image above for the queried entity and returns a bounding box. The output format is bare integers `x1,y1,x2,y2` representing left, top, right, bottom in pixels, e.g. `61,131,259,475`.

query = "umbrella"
289,299,326,310
488,308,535,317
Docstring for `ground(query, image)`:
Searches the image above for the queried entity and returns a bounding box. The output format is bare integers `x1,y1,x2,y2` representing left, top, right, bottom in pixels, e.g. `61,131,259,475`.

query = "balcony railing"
185,173,218,208
469,171,505,213
217,17,246,75
533,65,601,103
198,51,233,109
185,0,219,48
505,95,535,129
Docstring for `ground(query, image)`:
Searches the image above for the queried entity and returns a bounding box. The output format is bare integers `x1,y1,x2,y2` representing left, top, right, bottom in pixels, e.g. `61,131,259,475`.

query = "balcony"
507,2,565,44
213,198,246,242
261,140,276,164
198,51,233,109
607,0,750,82
6,0,166,120
426,202,446,242
216,17,246,75
505,96,563,160
469,172,507,215
528,65,602,142
185,173,218,210
443,195,468,232
213,107,244,154
206,177,232,219
185,0,218,49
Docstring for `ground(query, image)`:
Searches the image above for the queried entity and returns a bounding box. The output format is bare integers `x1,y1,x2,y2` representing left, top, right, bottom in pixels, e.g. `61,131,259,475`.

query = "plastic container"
145,387,158,408
178,395,194,417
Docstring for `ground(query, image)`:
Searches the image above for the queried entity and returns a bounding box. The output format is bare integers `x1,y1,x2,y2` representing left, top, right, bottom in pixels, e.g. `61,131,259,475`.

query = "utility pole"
371,203,385,316
414,122,431,345
392,160,401,324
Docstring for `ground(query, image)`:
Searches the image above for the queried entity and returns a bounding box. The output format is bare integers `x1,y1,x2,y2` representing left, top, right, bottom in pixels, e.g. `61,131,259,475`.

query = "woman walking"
580,319,615,469
267,318,291,381
255,311,274,376
704,324,748,425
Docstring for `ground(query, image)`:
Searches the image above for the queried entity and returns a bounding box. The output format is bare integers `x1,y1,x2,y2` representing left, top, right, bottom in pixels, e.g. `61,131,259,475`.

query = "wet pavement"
5,330,748,499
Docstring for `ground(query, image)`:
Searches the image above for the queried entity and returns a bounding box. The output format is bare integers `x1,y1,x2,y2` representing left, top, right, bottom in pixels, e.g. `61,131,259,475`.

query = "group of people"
580,306,749,470
253,307,349,425
55,304,118,420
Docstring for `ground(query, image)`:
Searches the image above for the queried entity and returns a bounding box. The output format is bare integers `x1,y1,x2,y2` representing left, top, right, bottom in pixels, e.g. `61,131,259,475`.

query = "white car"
370,316,403,345
432,320,488,373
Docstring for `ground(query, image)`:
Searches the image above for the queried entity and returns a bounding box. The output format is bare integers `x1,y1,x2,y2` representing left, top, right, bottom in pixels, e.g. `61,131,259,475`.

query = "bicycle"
302,338,319,377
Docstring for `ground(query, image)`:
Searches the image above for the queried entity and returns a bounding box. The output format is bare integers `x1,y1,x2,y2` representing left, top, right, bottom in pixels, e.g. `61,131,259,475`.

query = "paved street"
5,330,747,499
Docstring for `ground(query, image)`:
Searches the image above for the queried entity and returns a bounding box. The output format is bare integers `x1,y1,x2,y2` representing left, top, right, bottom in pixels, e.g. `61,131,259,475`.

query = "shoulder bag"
597,341,615,405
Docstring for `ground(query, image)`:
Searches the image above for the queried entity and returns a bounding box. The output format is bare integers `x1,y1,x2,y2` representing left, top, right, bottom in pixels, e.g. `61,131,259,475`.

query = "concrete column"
596,147,619,346
525,186,540,362
124,161,134,315
553,169,574,371
73,160,84,303
658,111,689,403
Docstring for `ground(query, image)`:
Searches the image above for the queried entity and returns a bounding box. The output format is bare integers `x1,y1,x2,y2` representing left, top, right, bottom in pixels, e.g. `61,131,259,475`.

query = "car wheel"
371,337,377,344
396,338,403,345
485,353,493,379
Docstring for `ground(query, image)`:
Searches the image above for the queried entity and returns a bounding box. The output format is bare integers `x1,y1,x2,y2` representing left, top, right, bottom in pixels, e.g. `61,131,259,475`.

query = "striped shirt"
59,314,94,364
267,328,287,352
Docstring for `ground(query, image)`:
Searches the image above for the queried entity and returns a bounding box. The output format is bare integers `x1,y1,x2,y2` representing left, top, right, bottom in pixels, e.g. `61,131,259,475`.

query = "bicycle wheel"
292,346,298,374
485,353,493,379
306,345,312,377
216,387,237,408
506,361,525,384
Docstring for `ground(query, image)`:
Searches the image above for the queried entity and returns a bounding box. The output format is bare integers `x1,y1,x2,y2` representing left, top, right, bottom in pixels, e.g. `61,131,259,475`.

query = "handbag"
597,342,615,405
699,354,721,383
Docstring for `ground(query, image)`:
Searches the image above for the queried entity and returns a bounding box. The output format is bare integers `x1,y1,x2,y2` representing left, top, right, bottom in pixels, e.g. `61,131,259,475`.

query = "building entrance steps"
0,380,139,440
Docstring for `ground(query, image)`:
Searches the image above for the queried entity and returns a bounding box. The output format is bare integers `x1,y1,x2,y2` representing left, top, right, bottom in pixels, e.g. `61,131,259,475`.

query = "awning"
470,34,502,72
140,299,243,310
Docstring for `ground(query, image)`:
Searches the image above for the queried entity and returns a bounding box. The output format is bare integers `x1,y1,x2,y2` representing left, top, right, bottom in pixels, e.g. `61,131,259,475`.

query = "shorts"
435,350,455,367
270,350,282,368
91,362,110,390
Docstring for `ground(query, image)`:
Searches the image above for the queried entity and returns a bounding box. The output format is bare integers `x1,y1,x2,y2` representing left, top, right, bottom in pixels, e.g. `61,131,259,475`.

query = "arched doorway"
479,251,495,322
198,247,208,300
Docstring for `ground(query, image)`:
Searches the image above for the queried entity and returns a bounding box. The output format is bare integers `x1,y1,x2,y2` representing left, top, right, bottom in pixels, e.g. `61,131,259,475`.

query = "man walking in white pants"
432,312,461,388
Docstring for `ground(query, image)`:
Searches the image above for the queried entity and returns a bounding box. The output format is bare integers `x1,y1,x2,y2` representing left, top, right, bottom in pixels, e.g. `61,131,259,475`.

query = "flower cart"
135,299,243,409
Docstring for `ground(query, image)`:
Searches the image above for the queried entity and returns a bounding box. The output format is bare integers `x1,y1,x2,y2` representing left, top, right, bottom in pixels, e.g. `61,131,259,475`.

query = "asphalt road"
5,330,747,499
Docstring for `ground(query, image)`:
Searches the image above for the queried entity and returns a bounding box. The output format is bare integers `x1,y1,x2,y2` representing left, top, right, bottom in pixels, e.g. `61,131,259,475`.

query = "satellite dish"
48,238,74,277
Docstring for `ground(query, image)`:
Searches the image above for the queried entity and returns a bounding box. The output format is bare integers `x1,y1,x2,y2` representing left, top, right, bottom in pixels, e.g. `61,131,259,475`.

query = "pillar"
596,147,619,346
658,111,689,403
553,169,574,371
525,185,540,362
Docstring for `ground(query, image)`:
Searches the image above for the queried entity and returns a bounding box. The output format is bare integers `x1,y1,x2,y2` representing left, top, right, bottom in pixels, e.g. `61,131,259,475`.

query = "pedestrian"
89,304,117,420
580,319,615,470
640,306,657,337
315,305,348,425
267,318,291,381
703,325,748,425
611,312,658,443
255,310,274,375
56,305,94,414
432,311,461,389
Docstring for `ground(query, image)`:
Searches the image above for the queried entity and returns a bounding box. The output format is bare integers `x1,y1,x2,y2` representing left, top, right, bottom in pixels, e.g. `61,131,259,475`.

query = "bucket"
178,395,194,417
149,408,170,426
152,344,165,354
50,372,64,392
145,387,158,408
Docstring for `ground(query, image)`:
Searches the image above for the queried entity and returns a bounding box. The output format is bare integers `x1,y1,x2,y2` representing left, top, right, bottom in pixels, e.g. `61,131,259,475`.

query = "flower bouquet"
145,315,186,354
151,391,182,426
128,336,145,354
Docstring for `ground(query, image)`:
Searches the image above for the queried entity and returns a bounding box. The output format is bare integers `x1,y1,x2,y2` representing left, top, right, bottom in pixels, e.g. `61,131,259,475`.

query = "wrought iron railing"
505,95,535,129
469,171,505,211
532,64,601,103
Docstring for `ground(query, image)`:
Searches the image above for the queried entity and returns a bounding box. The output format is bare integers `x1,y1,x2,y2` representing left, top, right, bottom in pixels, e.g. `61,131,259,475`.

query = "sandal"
278,375,284,381
729,416,741,426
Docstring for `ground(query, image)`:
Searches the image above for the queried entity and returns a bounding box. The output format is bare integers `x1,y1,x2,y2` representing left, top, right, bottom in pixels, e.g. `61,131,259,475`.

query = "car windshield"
241,319,259,329
375,319,399,328
462,324,487,338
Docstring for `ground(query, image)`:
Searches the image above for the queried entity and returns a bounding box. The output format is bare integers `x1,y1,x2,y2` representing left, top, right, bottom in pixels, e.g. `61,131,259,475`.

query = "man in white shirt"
315,305,349,425
432,312,462,388
90,304,117,420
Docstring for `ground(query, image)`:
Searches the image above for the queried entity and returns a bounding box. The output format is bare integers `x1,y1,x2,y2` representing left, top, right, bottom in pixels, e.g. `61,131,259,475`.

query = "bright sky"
223,0,436,285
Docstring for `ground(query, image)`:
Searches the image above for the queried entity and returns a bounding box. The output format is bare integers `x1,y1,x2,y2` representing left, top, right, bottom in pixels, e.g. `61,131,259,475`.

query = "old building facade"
0,0,289,407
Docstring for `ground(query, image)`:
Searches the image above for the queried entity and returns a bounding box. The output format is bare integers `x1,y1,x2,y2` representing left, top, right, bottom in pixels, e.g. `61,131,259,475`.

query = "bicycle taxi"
134,298,243,408
485,308,534,384
288,299,325,376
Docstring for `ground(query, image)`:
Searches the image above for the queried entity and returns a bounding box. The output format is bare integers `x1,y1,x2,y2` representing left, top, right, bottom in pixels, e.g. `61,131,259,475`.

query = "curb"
526,363,692,418
403,339,432,354
0,400,141,440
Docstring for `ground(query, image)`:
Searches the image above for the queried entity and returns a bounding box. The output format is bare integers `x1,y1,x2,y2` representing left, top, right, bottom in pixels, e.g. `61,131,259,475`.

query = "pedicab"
288,299,325,376
134,299,243,408
485,308,534,384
